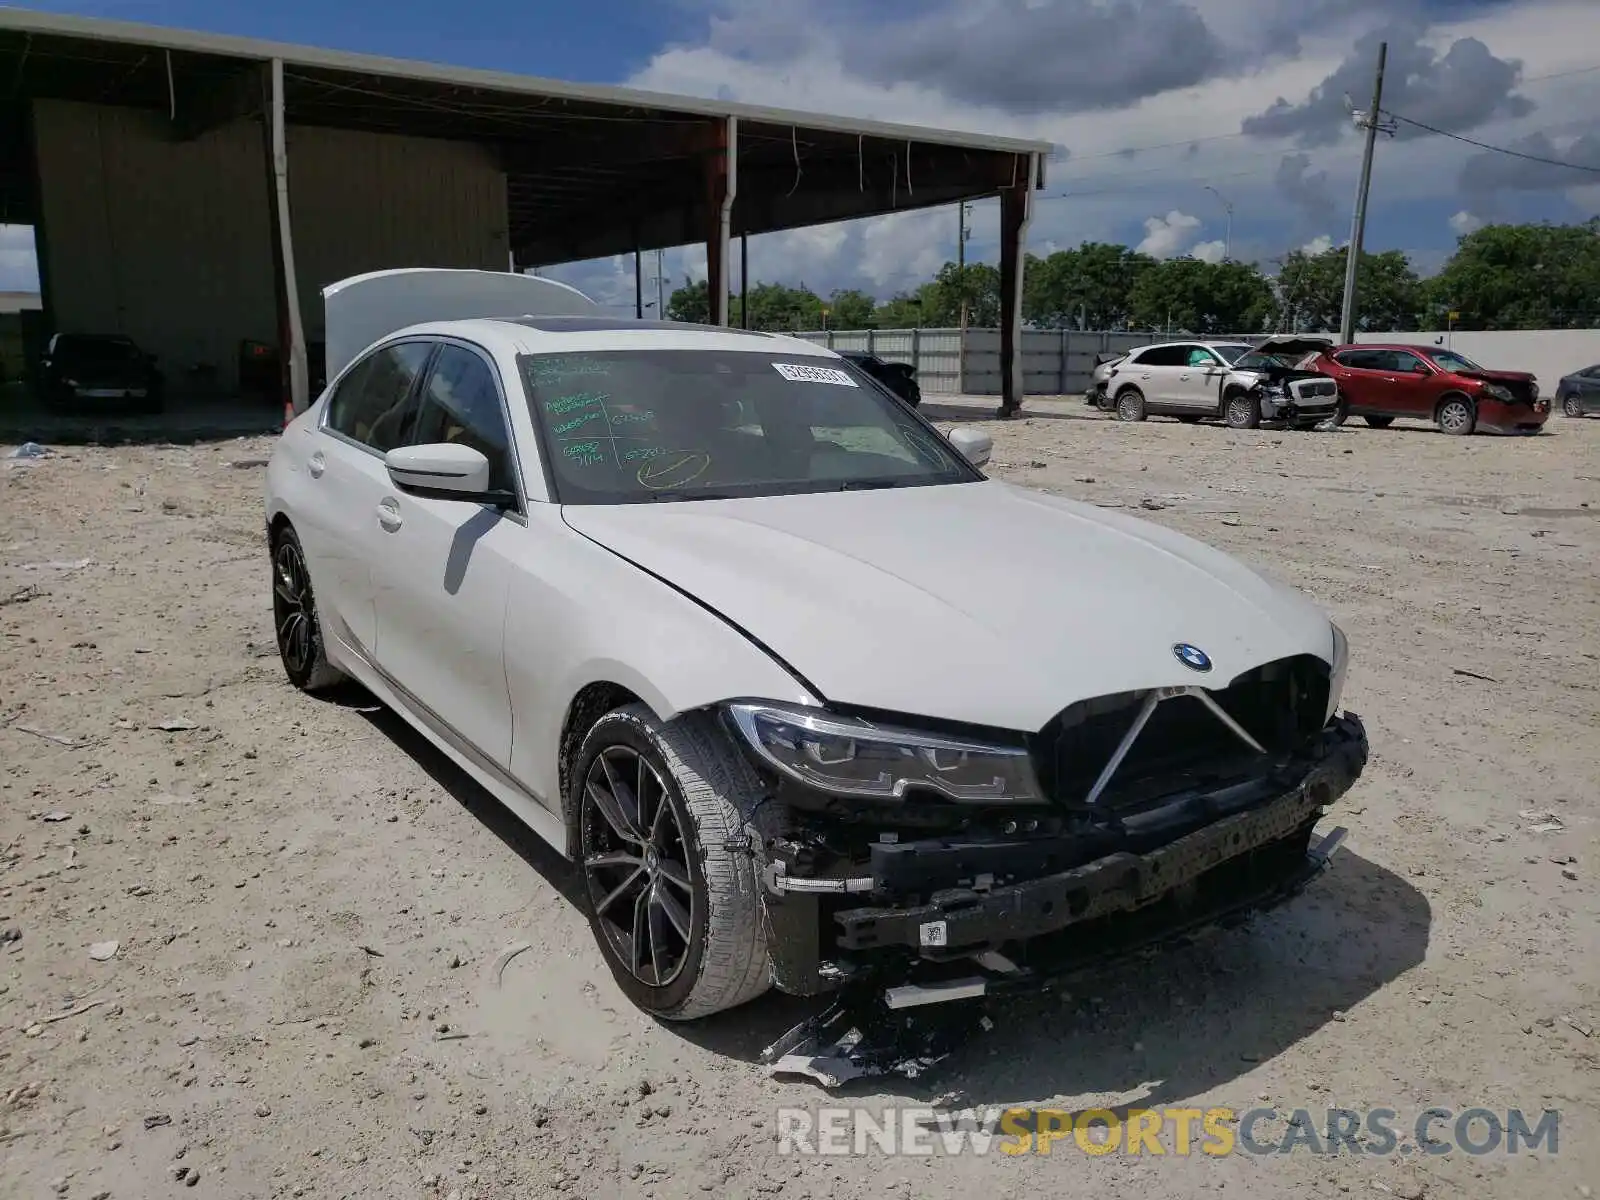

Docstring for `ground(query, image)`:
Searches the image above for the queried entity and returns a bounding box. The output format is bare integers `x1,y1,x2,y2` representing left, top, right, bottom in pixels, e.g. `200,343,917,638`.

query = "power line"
1384,111,1600,173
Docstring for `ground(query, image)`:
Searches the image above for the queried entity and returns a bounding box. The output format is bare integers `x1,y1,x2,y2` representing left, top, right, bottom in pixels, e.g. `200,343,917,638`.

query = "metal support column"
705,116,737,327
997,152,1037,418
267,59,307,415
740,232,749,329
634,245,644,319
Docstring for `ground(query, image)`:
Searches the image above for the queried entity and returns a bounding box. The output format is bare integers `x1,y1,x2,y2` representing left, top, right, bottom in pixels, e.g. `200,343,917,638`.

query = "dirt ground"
2,405,1597,1200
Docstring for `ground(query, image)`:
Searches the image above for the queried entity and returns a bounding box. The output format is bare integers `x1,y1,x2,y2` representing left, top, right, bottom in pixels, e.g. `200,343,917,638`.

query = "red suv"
1312,344,1549,435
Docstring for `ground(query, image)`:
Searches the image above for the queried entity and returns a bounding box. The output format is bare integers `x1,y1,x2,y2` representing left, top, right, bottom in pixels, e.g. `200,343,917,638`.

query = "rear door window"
324,341,434,453
1131,345,1188,367
1334,350,1384,370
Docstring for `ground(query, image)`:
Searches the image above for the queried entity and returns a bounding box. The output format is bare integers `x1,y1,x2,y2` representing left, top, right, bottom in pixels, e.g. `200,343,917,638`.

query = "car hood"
561,480,1335,731
1257,336,1331,359
1456,368,1536,384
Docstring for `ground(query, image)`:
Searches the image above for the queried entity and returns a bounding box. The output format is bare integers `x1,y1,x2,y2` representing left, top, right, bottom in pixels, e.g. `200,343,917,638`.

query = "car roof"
1333,343,1439,353
381,316,838,360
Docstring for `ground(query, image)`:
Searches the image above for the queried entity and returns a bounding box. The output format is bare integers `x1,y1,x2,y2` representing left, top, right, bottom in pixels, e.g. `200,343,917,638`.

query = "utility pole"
956,200,970,331
1204,185,1233,262
655,248,665,317
1339,41,1394,345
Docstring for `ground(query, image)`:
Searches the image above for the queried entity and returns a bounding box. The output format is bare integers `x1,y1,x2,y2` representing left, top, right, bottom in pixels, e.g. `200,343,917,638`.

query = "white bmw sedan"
267,282,1368,1022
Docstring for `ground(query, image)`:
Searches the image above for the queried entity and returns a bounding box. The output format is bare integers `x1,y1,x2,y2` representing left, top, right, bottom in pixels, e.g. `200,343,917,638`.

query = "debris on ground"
87,941,120,961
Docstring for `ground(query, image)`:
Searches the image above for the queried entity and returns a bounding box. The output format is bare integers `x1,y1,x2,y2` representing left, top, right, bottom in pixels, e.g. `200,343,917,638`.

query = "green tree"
824,288,877,329
931,261,1002,326
1275,247,1422,332
1127,258,1276,335
665,278,709,324
1023,242,1156,329
875,292,927,328
1425,218,1600,330
742,282,823,331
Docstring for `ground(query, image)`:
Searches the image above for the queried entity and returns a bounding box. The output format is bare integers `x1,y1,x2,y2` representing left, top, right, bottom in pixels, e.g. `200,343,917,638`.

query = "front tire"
270,525,345,693
1437,396,1476,436
1224,390,1261,429
1114,387,1146,422
1564,395,1584,418
573,705,771,1020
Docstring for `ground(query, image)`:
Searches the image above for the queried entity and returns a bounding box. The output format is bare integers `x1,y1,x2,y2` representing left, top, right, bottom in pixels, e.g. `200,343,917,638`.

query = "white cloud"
1448,210,1485,236
1301,234,1335,254
1136,210,1203,258
0,225,38,293
618,0,1600,295
1189,239,1227,263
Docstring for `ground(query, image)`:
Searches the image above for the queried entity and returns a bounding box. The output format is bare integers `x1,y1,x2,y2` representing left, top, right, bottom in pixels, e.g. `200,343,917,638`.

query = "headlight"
726,702,1044,803
1326,621,1349,725
1483,384,1513,401
62,377,80,387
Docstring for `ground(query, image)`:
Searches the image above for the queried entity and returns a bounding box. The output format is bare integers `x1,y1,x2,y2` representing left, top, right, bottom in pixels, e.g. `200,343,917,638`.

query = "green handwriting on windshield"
543,391,610,416
553,410,605,435
529,357,611,385
610,409,655,426
622,445,664,463
562,440,607,467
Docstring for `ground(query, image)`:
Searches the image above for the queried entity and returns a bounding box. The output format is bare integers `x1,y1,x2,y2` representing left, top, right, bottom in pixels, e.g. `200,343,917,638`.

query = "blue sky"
3,0,1598,302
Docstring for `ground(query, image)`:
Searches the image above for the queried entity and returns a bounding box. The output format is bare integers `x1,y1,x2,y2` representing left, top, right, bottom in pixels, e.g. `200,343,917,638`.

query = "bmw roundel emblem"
1173,643,1212,672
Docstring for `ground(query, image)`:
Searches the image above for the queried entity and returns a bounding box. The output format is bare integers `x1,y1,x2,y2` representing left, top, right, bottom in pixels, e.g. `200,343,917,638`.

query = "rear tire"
270,525,346,693
1224,390,1261,429
1363,415,1394,428
1564,395,1584,417
573,704,771,1021
1437,396,1476,436
1114,387,1146,422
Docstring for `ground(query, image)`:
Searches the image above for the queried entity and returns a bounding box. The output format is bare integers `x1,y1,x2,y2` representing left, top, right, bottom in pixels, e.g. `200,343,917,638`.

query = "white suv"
1103,341,1256,423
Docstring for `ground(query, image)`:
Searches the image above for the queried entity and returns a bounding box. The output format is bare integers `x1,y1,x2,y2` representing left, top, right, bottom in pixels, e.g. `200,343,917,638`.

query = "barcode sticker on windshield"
772,362,858,387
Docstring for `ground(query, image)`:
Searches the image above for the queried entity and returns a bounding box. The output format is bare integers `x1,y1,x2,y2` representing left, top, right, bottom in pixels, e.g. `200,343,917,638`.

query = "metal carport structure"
0,7,1049,416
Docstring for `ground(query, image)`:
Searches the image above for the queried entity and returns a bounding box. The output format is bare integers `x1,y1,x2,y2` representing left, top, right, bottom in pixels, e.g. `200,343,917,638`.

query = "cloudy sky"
3,0,1599,307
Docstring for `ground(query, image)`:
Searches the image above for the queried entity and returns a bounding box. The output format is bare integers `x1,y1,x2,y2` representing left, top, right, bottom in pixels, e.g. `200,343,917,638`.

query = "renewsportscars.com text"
776,1106,1560,1158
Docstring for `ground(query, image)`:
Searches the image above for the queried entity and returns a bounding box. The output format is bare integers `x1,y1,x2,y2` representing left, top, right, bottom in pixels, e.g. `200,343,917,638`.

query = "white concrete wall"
1355,330,1600,396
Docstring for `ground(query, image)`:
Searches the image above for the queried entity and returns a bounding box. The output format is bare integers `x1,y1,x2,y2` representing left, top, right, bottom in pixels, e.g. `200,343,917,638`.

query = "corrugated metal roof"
0,7,1051,157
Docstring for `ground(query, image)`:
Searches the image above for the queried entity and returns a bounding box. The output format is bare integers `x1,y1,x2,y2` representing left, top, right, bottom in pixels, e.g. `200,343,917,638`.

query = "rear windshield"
518,350,976,504
54,336,142,363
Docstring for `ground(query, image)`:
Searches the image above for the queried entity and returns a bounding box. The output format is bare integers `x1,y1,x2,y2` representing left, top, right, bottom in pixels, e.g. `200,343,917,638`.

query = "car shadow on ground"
354,698,1429,1107
356,703,589,910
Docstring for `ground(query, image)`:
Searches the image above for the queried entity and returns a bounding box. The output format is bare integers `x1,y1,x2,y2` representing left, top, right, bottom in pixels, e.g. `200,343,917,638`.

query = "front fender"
504,514,818,812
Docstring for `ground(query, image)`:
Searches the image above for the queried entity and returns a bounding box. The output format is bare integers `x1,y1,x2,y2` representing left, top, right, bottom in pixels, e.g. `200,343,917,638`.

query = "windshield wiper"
645,489,743,502
836,478,905,491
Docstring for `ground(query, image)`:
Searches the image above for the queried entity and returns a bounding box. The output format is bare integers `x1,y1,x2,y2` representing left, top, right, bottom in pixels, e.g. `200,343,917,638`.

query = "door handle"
308,451,325,479
376,499,403,532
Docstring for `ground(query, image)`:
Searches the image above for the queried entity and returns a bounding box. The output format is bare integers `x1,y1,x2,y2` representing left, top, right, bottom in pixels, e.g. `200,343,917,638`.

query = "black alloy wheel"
581,744,697,990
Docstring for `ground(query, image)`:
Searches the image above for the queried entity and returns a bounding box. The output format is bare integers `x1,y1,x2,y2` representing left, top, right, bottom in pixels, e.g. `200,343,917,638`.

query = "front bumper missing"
759,712,1369,1088
763,822,1350,1088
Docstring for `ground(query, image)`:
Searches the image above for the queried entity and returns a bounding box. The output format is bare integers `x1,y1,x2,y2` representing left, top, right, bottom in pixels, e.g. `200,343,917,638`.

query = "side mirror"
386,443,507,504
947,426,992,468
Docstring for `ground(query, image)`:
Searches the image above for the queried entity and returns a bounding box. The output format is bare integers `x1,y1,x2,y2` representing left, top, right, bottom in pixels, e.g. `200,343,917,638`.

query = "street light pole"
1339,41,1392,345
1203,185,1233,262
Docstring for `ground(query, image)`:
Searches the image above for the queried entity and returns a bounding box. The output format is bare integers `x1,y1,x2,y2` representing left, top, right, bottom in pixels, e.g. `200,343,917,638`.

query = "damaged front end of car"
721,643,1368,1087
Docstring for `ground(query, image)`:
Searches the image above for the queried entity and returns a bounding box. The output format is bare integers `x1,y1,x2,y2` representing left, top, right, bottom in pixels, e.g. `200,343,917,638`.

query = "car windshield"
518,350,978,504
1428,350,1482,373
54,336,142,364
1211,344,1252,364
